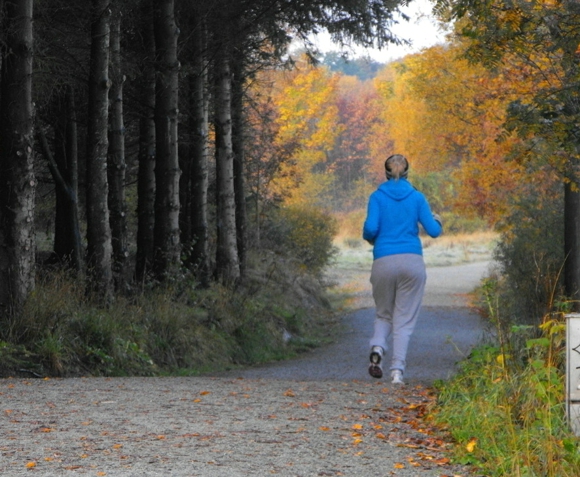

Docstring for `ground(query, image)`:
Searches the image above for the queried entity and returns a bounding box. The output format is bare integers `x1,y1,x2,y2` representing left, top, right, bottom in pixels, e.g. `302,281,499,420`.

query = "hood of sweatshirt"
377,179,415,201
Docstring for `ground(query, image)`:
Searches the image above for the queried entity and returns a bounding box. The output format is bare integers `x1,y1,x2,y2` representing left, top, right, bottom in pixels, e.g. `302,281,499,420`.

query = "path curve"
228,261,491,384
0,262,491,477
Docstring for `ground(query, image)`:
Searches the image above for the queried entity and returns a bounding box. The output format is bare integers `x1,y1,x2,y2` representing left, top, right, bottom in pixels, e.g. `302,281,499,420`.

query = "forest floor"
0,233,496,476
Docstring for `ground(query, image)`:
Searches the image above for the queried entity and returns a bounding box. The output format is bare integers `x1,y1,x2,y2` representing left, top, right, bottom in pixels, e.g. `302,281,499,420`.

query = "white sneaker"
391,369,404,385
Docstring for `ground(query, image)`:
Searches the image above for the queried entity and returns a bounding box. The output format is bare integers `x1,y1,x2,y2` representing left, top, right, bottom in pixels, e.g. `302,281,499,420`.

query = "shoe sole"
369,364,383,379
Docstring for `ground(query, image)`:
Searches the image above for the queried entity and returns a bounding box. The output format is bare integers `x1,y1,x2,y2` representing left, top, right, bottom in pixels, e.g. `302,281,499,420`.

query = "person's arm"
418,195,442,238
363,194,380,244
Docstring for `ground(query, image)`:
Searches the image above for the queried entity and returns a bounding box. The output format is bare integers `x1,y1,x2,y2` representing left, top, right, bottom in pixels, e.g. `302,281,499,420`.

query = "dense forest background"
1,0,580,376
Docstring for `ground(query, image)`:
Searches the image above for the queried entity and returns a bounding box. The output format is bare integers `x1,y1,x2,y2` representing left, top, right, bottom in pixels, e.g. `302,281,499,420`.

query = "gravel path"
0,262,491,477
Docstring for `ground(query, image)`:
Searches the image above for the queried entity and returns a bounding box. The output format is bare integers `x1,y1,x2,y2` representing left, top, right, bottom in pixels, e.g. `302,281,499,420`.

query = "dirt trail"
0,261,491,477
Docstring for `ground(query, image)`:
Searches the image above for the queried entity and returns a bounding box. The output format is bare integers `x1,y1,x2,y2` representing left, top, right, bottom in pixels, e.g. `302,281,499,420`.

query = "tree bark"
41,91,83,275
108,12,128,288
135,0,156,283
187,19,210,286
214,48,240,284
152,0,181,281
86,0,113,303
231,55,247,277
0,0,35,318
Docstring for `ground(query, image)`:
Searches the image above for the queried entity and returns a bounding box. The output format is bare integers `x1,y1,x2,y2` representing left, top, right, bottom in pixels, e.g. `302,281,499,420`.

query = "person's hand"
433,213,442,226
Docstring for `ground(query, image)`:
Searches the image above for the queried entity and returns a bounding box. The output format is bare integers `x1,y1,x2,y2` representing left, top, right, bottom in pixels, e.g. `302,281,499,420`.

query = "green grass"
433,320,580,477
0,252,339,378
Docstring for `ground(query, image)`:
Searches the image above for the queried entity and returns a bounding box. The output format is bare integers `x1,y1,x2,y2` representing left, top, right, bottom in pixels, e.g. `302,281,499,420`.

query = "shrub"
261,205,338,274
491,181,564,326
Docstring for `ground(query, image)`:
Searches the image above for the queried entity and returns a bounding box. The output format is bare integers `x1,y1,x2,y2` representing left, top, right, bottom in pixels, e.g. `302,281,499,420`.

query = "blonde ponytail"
385,154,409,180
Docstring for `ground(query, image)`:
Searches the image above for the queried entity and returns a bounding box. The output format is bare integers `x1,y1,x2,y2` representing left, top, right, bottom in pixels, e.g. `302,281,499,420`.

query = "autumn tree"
374,45,527,224
271,60,343,209
440,0,580,307
332,75,382,211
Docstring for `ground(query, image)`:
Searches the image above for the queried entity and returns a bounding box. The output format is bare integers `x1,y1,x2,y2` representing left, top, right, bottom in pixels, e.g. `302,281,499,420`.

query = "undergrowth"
433,279,580,477
0,251,337,378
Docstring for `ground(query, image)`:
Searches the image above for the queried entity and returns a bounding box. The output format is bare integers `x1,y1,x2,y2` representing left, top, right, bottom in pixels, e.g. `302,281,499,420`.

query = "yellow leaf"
284,389,295,397
199,391,210,396
112,444,123,449
466,437,477,453
353,438,363,445
97,473,107,476
376,433,387,439
26,462,36,468
193,398,202,403
394,462,405,469
352,423,363,430
319,426,330,431
496,353,510,365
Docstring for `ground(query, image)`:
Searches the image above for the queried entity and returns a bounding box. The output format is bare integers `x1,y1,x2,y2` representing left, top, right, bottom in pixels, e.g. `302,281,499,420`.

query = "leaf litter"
0,376,469,476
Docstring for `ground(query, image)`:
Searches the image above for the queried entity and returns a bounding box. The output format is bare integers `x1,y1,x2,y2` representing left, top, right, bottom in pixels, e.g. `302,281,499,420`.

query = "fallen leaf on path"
466,437,477,453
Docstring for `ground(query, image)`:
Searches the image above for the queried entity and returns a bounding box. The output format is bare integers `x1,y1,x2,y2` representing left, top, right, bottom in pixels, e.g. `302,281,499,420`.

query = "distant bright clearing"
312,0,450,64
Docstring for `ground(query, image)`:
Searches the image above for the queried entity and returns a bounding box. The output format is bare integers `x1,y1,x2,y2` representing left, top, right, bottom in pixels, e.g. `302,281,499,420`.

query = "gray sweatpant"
369,253,426,373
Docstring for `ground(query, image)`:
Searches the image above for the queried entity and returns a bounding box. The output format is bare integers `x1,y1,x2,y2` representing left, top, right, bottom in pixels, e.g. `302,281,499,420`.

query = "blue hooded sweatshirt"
362,178,442,260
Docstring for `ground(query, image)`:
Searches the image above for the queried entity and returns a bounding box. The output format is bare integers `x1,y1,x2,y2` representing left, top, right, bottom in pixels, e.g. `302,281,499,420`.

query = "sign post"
566,313,580,436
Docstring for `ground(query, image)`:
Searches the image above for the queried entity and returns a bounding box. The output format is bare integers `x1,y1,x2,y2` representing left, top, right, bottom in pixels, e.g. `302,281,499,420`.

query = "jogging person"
363,154,442,384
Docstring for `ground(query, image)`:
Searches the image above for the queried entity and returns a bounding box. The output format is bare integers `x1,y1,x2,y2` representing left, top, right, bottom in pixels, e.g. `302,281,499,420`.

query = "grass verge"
0,251,339,378
432,318,580,477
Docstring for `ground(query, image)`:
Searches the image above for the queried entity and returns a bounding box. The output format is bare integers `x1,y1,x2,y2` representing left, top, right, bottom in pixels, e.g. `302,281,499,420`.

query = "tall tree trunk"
152,0,181,281
231,55,247,277
135,0,156,283
187,19,210,286
214,48,240,284
565,180,580,310
51,87,82,274
86,0,113,302
108,12,128,288
0,0,35,318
